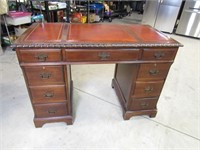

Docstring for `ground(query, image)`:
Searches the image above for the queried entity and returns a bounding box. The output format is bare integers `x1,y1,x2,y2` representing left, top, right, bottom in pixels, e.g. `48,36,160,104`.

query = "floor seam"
74,87,121,108
74,87,200,141
143,116,200,141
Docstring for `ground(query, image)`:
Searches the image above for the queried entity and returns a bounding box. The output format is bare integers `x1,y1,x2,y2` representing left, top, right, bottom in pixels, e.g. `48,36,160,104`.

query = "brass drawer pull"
98,52,110,60
35,54,48,62
154,52,165,59
44,91,54,98
144,86,153,93
48,109,56,114
140,102,149,108
149,69,159,75
40,72,51,79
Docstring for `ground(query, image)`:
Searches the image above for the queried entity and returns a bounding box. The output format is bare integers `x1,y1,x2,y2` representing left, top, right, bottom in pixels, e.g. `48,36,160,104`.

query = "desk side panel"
114,64,139,103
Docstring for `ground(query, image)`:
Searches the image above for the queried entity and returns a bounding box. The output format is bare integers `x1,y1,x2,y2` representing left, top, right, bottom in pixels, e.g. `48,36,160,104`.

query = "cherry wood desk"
12,23,182,127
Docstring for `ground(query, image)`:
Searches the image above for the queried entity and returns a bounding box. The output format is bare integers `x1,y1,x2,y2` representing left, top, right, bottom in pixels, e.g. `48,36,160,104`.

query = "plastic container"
81,16,87,23
6,11,31,26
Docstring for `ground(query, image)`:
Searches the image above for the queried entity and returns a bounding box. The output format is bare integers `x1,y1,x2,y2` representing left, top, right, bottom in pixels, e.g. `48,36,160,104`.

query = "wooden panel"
133,81,164,98
137,63,172,80
34,102,68,118
128,98,158,111
30,85,66,103
24,66,64,86
65,49,140,62
115,63,139,102
142,48,177,60
19,49,62,63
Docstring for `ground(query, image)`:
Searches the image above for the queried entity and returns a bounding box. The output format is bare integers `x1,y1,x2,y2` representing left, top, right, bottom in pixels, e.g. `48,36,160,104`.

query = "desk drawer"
24,66,64,86
30,85,66,103
133,81,164,98
18,49,62,62
65,49,140,62
137,63,172,80
128,98,158,111
34,102,68,118
142,48,177,60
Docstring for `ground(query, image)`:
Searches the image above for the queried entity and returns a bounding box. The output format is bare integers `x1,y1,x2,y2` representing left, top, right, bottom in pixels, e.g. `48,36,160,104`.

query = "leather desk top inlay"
12,23,183,48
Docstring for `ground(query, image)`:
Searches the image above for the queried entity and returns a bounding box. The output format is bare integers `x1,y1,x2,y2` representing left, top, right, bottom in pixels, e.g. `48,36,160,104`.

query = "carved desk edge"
11,42,183,48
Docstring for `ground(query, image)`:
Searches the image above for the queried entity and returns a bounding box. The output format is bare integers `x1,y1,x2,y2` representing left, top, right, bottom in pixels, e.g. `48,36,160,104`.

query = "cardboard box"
89,13,96,23
14,26,28,36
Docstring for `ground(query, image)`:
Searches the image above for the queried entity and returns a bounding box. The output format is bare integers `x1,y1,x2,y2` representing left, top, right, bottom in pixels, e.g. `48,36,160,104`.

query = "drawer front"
34,102,68,118
19,49,62,62
133,81,164,98
65,49,140,62
30,85,66,103
24,66,64,86
137,63,172,80
129,98,158,111
142,48,177,60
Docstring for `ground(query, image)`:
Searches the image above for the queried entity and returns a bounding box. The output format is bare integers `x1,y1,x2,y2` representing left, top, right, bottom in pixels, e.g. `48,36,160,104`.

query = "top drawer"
18,49,62,63
65,49,140,62
142,48,177,60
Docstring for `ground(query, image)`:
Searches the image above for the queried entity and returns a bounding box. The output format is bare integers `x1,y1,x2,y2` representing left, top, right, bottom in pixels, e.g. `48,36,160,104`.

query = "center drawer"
65,49,140,62
23,66,64,86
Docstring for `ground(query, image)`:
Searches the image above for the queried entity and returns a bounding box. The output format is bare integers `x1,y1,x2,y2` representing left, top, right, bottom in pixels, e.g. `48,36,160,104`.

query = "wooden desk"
12,23,182,127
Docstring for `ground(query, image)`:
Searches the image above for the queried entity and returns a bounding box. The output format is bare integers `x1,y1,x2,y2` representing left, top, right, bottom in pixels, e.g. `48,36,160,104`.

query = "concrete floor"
0,14,200,149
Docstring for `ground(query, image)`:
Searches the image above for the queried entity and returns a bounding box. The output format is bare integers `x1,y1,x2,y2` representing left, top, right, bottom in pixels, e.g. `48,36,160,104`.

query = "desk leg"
112,78,157,120
0,38,3,55
0,45,3,55
33,81,73,128
34,116,73,128
30,65,73,128
112,63,158,120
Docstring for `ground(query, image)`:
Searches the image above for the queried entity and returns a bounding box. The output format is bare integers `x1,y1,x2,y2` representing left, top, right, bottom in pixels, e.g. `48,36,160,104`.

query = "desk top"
12,23,182,48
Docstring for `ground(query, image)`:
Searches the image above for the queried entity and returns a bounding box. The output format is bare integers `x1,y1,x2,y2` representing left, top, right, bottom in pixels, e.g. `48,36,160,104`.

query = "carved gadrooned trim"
11,43,183,48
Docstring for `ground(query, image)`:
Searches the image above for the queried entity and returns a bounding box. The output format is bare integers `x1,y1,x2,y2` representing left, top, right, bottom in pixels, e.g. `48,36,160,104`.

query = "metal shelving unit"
29,0,71,22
